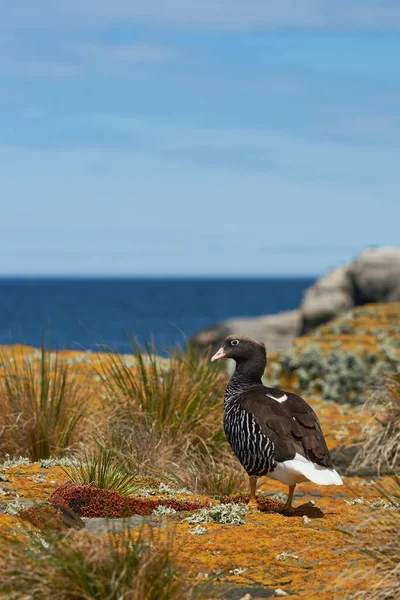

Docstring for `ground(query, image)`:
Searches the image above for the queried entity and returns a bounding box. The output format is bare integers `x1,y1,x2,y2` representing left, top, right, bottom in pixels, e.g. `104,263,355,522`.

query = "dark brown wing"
240,387,333,468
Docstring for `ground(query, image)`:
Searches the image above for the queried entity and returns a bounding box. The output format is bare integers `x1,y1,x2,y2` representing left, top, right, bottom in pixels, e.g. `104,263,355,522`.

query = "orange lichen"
0,302,399,598
0,467,395,598
3,464,69,501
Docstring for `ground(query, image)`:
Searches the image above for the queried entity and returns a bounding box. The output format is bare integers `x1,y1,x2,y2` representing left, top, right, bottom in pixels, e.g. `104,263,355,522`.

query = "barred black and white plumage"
224,394,276,477
211,334,343,513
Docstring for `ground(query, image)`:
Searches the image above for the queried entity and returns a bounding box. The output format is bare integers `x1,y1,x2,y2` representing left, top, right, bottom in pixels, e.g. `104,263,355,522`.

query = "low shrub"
49,483,209,518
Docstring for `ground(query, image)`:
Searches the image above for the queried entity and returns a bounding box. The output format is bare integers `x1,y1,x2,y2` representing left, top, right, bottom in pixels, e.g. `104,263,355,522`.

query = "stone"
300,266,354,334
190,310,301,354
83,515,155,536
190,246,400,351
350,246,400,304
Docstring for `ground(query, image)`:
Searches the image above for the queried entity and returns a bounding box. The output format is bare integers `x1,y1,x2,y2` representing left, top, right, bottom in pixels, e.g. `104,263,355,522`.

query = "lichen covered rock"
265,303,400,404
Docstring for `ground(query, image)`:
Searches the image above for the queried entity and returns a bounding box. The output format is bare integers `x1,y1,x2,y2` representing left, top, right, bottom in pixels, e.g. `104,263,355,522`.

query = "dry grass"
0,526,203,600
0,339,237,501
351,374,400,475
0,346,90,461
346,373,400,599
97,342,225,444
105,418,184,477
95,342,227,482
167,449,246,498
344,477,400,600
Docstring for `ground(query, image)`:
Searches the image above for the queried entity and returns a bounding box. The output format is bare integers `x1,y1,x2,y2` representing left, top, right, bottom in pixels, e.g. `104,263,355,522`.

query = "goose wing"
240,387,333,468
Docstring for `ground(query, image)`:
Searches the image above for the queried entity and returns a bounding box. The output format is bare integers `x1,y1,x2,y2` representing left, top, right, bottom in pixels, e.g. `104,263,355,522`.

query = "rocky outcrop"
350,247,400,304
190,247,400,351
192,310,301,354
301,247,400,333
300,266,354,334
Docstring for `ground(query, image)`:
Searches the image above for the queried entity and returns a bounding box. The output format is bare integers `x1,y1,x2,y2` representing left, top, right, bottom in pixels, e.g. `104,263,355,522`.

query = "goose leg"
282,485,296,514
248,476,258,510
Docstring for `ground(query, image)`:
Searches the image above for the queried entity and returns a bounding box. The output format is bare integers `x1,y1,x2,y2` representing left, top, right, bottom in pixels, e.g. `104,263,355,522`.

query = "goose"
211,335,342,512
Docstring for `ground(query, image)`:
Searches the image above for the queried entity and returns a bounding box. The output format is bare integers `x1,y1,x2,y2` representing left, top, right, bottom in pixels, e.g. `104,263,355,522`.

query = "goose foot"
247,498,259,511
281,505,295,515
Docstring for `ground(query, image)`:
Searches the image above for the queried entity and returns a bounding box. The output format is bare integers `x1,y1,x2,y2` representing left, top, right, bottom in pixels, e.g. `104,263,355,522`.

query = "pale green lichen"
275,552,299,561
30,474,48,484
229,567,247,575
265,338,400,405
2,456,31,469
185,503,248,525
3,499,24,515
39,457,78,469
189,525,207,535
368,498,399,510
152,505,177,516
137,483,192,498
345,497,365,505
345,496,399,509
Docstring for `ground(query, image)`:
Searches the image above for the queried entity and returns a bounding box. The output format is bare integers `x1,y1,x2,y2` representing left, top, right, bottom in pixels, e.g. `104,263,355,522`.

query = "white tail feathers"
268,453,344,487
291,453,343,486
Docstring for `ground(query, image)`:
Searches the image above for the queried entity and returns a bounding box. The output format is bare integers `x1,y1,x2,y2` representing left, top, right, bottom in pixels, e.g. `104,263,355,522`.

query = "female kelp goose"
211,335,342,513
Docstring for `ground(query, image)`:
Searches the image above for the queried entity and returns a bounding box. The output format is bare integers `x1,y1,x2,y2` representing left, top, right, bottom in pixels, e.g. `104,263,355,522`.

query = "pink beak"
211,347,226,362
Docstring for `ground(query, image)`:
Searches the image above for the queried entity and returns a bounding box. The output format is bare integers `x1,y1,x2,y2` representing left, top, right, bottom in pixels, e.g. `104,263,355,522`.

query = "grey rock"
83,515,161,535
190,246,400,351
210,585,288,599
300,265,354,334
190,310,301,354
350,246,400,303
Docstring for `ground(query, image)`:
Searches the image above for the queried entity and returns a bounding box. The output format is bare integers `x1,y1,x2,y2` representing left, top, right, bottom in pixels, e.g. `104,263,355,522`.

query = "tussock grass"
168,450,245,498
345,476,400,600
96,342,227,481
0,345,90,461
105,418,181,478
0,526,202,600
351,374,400,475
97,342,224,443
61,442,140,497
345,373,400,599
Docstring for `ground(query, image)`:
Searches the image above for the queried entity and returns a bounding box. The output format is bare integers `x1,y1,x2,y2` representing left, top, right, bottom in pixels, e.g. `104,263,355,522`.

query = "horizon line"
0,273,320,279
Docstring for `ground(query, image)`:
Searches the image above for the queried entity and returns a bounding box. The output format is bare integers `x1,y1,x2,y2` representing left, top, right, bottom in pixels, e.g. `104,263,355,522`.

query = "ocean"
0,277,315,354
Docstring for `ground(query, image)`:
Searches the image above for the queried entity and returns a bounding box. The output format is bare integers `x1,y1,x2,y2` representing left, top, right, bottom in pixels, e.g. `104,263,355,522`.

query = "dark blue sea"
0,277,315,354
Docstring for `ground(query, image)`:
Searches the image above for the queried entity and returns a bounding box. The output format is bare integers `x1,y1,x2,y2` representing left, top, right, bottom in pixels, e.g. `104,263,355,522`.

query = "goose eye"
231,339,240,346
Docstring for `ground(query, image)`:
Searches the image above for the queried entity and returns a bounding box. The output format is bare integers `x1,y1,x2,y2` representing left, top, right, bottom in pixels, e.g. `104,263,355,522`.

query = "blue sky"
1,0,400,276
